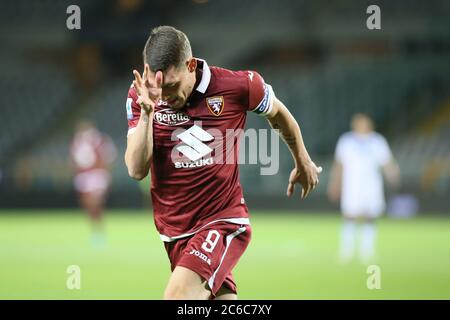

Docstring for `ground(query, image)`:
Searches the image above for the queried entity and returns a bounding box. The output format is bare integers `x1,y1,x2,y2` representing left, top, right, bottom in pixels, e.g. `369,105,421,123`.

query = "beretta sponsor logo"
154,108,190,126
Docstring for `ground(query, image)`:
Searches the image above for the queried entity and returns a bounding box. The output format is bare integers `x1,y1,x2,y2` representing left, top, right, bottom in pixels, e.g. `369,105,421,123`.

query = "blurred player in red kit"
71,120,117,247
125,26,322,299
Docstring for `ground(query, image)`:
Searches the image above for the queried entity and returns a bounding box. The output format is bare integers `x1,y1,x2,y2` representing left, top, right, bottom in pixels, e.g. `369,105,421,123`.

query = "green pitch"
0,210,449,299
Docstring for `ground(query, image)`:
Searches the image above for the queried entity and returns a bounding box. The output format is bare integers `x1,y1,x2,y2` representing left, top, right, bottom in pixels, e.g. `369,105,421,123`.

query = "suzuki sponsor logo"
171,121,280,175
174,157,214,169
175,125,214,161
154,108,190,126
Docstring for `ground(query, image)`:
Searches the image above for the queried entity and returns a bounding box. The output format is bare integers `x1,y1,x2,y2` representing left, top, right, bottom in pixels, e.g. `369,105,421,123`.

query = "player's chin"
170,100,185,110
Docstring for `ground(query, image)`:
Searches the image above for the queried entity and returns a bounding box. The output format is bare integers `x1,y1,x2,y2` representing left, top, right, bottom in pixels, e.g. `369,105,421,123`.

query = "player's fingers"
132,80,141,96
306,185,312,198
155,71,163,89
312,177,317,187
144,64,152,88
143,65,147,82
311,173,319,186
133,70,143,89
302,183,312,199
133,69,142,84
304,187,310,199
287,182,294,197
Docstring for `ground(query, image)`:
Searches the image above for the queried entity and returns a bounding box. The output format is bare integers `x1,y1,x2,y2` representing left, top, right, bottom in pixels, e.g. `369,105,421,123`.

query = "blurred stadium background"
0,0,449,299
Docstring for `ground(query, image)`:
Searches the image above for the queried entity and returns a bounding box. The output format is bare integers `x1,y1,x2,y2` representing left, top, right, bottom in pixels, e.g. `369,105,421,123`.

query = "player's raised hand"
287,161,323,199
132,64,163,114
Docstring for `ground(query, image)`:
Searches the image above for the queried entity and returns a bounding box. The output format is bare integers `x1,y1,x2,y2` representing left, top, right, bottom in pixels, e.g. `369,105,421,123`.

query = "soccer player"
124,26,322,300
70,120,117,247
327,113,400,264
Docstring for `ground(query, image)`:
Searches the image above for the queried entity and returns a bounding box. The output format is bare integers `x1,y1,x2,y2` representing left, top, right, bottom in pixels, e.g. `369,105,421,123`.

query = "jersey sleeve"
245,71,275,116
376,134,392,166
125,85,141,136
334,135,346,163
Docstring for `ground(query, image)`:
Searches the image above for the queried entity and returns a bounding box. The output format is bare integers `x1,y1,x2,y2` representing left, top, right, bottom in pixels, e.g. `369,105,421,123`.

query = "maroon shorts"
163,222,252,296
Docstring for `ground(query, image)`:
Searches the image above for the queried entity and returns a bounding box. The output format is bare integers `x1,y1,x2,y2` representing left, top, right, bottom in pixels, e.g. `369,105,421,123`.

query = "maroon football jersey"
126,59,274,241
71,128,116,174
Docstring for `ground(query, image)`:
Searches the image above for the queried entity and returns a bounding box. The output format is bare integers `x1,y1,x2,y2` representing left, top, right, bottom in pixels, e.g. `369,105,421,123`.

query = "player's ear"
186,58,197,73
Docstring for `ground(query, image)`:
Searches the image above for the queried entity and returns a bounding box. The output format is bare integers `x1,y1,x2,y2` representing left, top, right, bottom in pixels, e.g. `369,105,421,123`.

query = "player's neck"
184,68,203,106
354,131,372,137
193,67,202,90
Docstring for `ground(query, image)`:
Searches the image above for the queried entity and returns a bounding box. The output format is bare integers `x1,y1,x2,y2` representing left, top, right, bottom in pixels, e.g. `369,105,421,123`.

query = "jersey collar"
195,58,211,94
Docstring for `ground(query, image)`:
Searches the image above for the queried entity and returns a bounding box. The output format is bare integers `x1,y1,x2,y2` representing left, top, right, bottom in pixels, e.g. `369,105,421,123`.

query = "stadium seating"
0,58,75,166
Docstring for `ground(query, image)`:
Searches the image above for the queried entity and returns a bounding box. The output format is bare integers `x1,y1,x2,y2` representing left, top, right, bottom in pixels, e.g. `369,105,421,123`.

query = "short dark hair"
143,26,192,72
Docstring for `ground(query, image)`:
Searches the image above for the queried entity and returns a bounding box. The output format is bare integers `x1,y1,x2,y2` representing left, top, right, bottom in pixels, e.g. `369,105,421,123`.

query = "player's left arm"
245,70,321,198
265,98,322,199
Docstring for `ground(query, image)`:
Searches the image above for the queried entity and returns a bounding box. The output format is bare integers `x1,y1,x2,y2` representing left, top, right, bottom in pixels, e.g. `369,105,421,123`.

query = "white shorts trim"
208,226,247,291
159,217,250,242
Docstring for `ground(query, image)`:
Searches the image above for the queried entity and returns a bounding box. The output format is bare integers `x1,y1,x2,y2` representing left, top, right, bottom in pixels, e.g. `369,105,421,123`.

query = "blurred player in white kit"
328,113,400,263
70,120,117,247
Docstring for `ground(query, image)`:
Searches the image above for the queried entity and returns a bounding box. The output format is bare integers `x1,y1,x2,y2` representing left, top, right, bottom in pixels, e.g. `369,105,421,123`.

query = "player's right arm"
124,65,162,180
378,136,401,188
383,160,400,188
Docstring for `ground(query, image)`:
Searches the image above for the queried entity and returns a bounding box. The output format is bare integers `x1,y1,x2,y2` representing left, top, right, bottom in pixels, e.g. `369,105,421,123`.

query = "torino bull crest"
206,96,225,116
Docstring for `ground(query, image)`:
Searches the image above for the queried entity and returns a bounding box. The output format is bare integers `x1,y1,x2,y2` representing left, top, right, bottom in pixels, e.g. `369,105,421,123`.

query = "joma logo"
189,249,211,265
